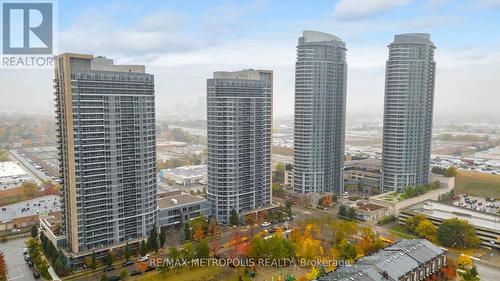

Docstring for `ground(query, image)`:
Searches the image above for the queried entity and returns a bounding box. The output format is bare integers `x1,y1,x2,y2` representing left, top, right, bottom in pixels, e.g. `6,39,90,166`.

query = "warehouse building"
160,165,207,185
0,161,31,190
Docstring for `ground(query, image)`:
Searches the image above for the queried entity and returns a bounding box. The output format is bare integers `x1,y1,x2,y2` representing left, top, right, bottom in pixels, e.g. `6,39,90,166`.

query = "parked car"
137,254,150,262
23,248,28,255
260,222,271,227
144,266,156,272
130,270,142,276
33,271,40,279
104,266,115,272
122,260,134,267
11,228,21,233
27,260,34,267
24,255,32,262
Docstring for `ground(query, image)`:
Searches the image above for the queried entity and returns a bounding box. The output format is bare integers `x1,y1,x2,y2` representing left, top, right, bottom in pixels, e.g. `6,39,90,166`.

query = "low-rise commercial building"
318,239,447,281
400,200,500,250
0,195,60,232
160,165,207,185
344,158,382,194
0,161,31,190
344,200,388,222
157,190,209,227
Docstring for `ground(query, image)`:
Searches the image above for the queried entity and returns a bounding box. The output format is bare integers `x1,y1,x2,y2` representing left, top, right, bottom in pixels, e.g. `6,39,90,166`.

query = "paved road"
474,261,500,281
9,150,51,184
1,237,37,281
446,251,500,281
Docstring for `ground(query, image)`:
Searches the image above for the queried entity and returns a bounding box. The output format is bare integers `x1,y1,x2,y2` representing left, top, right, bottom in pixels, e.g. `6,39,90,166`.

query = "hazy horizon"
1,0,500,120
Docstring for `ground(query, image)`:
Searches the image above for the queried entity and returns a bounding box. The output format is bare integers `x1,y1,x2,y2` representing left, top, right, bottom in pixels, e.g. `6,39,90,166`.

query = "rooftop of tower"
301,30,343,43
391,33,435,47
56,53,146,73
212,69,272,80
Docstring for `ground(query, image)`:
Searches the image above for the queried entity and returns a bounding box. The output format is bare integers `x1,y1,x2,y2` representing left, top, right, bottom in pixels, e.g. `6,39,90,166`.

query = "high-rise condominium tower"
293,30,347,194
382,33,436,192
207,69,273,224
54,54,157,255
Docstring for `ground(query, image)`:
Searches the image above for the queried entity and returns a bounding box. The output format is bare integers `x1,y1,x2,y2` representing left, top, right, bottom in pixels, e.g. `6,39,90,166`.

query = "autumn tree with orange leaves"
0,251,7,281
319,194,334,207
136,261,148,273
440,265,456,280
193,224,204,241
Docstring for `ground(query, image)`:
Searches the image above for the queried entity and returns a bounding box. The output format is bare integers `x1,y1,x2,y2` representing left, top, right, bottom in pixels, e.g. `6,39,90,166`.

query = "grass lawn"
272,146,293,157
378,192,405,203
388,225,416,240
454,170,500,198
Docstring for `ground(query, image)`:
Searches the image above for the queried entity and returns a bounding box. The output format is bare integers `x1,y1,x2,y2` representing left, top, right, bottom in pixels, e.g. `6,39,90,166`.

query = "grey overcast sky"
1,0,500,119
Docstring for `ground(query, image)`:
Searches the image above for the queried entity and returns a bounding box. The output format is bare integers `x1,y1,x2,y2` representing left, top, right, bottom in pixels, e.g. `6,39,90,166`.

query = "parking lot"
453,194,499,214
2,237,37,281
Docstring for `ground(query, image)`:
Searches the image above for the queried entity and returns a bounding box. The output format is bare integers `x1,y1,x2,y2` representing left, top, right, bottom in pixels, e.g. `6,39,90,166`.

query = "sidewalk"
48,266,61,281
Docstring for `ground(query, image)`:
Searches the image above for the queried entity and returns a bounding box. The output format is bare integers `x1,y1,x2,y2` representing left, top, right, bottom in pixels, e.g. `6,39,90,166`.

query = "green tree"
415,185,429,195
430,180,441,189
273,163,285,183
147,225,159,253
159,264,169,280
248,237,266,259
124,242,131,261
404,186,415,198
167,247,181,273
437,218,480,249
159,227,166,248
140,240,148,256
100,275,109,281
53,251,68,276
347,207,357,220
195,240,210,259
104,252,113,268
167,247,180,261
119,269,128,281
229,209,239,226
445,166,458,177
272,183,285,197
91,251,97,269
415,220,437,242
22,182,38,198
181,243,195,267
181,222,191,242
338,240,357,262
462,266,480,281
54,251,69,276
338,205,348,217
285,200,293,216
406,214,428,234
30,225,38,238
